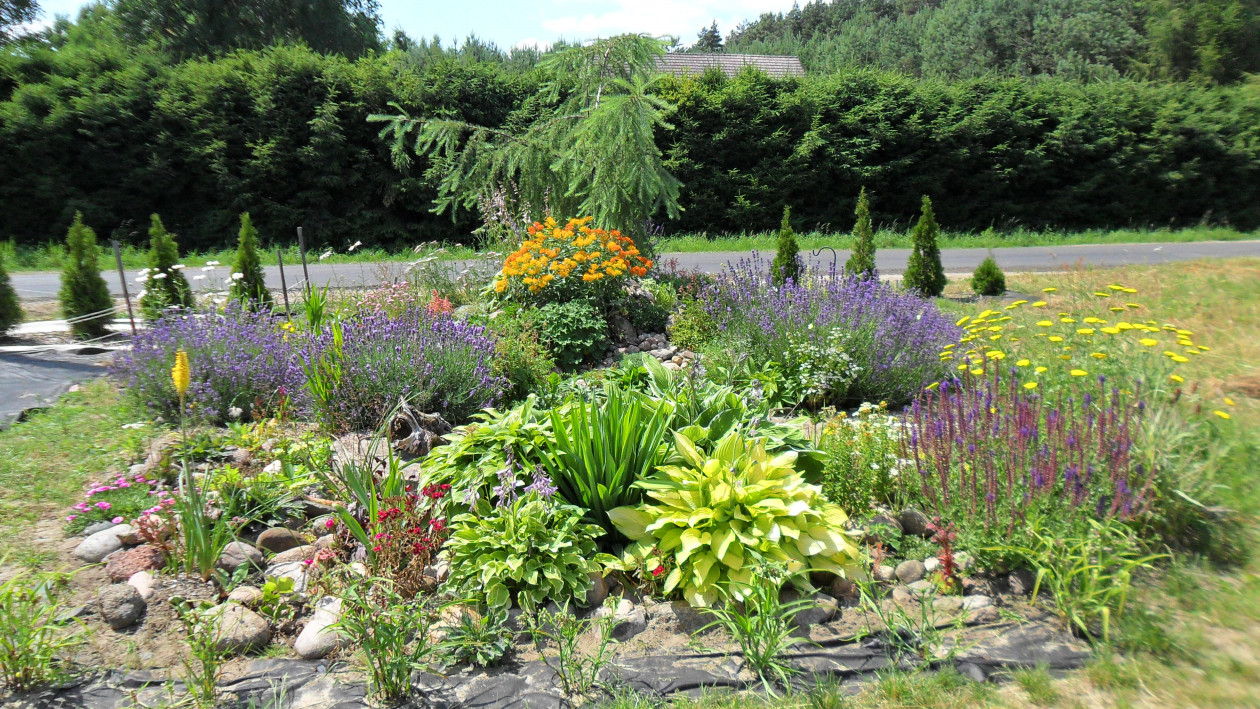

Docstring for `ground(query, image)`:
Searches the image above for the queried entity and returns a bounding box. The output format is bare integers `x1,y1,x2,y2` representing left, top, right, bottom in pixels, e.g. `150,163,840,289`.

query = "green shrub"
444,493,602,610
844,187,877,280
667,297,718,350
818,403,902,516
903,196,946,297
0,251,20,334
535,384,673,539
139,214,194,319
971,254,1006,296
640,278,678,311
626,298,669,334
443,605,514,668
487,309,556,402
229,212,272,309
609,431,861,606
58,212,113,340
771,206,801,286
536,300,608,369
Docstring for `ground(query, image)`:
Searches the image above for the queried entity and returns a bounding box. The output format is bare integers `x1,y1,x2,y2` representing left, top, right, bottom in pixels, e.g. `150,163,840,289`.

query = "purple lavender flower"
525,466,558,499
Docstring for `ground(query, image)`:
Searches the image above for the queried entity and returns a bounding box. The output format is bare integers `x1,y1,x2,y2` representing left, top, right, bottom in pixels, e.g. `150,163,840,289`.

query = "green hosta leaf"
608,507,653,540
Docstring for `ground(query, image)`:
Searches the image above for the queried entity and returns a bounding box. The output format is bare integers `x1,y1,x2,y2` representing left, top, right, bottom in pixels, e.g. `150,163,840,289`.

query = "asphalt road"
11,240,1260,302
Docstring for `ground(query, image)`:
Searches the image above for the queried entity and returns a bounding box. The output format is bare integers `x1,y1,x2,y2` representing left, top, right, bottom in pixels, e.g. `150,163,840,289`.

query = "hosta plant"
444,493,602,610
608,431,861,606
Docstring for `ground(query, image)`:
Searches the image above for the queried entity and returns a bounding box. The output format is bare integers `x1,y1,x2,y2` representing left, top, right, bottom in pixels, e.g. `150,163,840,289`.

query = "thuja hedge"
3,42,1258,248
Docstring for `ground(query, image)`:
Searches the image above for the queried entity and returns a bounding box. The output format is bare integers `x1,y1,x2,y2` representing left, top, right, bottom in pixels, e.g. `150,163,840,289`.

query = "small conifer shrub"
139,214,194,319
845,187,877,281
971,255,1006,296
229,212,272,310
771,206,801,286
903,196,946,297
0,251,21,334
58,213,113,339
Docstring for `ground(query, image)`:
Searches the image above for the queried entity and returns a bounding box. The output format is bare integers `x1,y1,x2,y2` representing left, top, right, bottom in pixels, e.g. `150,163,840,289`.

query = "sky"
33,0,801,50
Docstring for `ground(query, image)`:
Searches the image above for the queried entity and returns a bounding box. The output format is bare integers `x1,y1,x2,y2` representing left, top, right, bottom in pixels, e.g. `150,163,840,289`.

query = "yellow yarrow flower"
1032,301,1047,307
1016,359,1030,367
1214,411,1232,420
1042,287,1057,293
1070,369,1088,377
1024,381,1038,390
1170,374,1185,383
1139,338,1158,347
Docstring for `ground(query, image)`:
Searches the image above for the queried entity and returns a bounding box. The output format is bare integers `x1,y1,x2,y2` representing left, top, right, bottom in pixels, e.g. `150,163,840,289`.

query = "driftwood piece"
389,398,452,459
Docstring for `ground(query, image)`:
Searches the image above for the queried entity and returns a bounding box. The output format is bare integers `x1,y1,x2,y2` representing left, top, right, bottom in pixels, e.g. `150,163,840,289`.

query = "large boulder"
98,584,146,630
270,544,317,565
897,508,932,538
895,560,926,584
210,603,272,655
74,524,133,564
264,561,310,594
294,597,343,659
105,545,165,582
594,597,647,641
217,541,264,574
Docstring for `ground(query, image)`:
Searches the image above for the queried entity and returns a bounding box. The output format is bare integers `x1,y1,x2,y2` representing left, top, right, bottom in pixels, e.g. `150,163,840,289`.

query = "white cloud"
540,0,799,46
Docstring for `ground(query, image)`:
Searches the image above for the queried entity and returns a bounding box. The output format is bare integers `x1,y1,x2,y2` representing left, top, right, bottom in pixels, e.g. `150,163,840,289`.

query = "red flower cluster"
421,483,451,501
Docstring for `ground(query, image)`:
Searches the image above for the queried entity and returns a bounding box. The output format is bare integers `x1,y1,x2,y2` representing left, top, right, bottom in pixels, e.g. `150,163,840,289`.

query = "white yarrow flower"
172,264,186,270
151,272,167,280
206,260,220,266
134,275,148,282
319,251,333,261
227,406,243,420
231,273,245,281
348,240,363,252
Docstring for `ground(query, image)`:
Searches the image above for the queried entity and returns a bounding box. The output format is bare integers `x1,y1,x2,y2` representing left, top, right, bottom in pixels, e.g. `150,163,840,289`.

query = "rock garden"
0,212,1251,709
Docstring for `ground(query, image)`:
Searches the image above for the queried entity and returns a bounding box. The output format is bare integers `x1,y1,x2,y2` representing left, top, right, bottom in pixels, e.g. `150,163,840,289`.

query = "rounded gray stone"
210,602,272,655
294,597,342,660
74,524,133,564
256,527,307,554
217,541,264,574
897,508,932,537
895,559,926,584
98,583,146,630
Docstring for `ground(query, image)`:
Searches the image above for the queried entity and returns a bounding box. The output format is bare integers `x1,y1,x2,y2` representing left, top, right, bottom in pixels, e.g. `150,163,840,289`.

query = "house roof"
658,53,805,78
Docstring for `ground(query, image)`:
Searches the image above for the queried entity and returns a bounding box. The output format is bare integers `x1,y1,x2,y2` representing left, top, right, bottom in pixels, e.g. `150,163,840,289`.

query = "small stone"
625,346,639,354
957,662,987,683
1007,568,1037,596
897,508,932,537
954,551,974,572
828,575,858,600
348,562,368,577
228,586,263,607
645,600,708,633
229,447,253,467
663,362,682,371
210,603,271,655
960,595,992,611
105,545,165,582
793,593,839,631
873,565,896,583
256,527,308,554
595,598,647,641
863,513,903,544
907,580,935,595
313,534,337,551
217,541,264,574
127,571,157,600
895,560,926,584
891,587,915,605
585,573,609,608
967,606,1001,624
56,605,91,624
302,500,336,521
932,596,964,613
82,520,115,537
262,459,282,474
270,544,317,565
74,524,133,564
265,561,310,593
98,584,146,630
294,597,343,659
923,557,940,573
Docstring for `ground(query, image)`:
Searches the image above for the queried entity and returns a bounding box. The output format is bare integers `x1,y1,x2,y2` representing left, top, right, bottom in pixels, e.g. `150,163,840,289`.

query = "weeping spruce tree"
59,213,113,339
903,196,946,297
371,34,681,248
230,213,272,309
139,214,194,319
845,187,877,281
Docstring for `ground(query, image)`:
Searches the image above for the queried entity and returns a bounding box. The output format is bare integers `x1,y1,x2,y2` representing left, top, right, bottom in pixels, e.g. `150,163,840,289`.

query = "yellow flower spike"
1035,366,1048,374
1032,301,1047,307
1011,300,1029,306
1016,359,1030,367
1070,369,1088,377
1042,287,1057,293
1214,411,1232,420
1037,320,1054,327
1023,381,1039,390
1090,352,1107,360
1170,374,1185,383
1225,398,1236,407
1139,338,1158,347
1176,329,1194,336
172,350,191,399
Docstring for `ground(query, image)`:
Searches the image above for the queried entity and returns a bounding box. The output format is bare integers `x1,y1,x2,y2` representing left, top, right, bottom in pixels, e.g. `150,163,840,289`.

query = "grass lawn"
1,259,1257,706
4,226,1256,272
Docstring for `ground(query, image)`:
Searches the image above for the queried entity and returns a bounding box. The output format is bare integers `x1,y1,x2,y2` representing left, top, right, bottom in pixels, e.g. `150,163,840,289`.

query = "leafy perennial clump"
493,216,652,303
609,431,860,606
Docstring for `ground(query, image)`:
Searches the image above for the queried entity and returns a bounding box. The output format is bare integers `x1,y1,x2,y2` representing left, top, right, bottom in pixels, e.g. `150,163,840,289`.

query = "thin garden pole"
297,226,310,291
112,239,137,338
277,248,292,321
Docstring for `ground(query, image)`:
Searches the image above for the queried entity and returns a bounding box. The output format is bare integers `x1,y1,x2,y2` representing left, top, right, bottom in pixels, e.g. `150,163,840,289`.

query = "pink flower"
324,518,336,530
95,502,112,510
66,515,77,522
112,516,124,524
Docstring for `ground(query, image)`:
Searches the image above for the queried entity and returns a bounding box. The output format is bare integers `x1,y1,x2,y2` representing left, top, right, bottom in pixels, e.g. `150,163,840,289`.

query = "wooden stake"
297,226,310,290
277,248,292,321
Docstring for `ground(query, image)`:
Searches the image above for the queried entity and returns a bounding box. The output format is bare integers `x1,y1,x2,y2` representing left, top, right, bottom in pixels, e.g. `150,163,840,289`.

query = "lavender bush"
903,371,1153,561
699,254,960,406
111,304,306,422
302,308,505,432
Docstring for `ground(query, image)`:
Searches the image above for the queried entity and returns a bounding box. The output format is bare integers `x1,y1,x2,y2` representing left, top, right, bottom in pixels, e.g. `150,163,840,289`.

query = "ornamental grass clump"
301,308,505,432
111,304,306,423
903,371,1153,564
699,254,960,407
